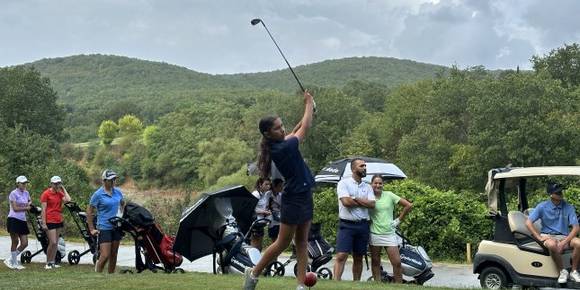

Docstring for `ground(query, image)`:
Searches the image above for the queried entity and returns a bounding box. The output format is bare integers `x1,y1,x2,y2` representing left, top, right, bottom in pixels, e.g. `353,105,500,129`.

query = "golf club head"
250,18,262,26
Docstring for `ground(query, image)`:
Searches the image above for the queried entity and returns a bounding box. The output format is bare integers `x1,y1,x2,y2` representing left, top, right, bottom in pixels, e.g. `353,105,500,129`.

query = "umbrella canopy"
315,157,406,184
173,185,258,262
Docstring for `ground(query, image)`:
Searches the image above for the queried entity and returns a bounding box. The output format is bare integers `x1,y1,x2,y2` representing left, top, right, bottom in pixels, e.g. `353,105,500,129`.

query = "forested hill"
26,54,446,141
29,54,446,99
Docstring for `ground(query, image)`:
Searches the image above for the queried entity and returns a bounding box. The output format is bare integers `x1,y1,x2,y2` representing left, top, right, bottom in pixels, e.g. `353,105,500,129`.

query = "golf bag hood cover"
124,202,155,227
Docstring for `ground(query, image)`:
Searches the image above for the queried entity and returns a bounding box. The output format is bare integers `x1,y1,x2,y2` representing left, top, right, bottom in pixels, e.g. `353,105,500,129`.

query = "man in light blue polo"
526,183,580,283
333,158,375,281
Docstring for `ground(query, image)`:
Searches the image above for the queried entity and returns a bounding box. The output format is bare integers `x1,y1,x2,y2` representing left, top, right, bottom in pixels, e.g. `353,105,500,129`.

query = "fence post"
466,243,472,264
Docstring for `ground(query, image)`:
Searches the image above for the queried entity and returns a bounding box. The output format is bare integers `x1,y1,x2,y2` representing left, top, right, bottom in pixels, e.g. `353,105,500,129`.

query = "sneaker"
13,260,25,270
45,264,53,270
296,285,306,290
558,269,569,283
52,264,61,269
243,268,259,290
571,270,580,282
3,259,15,270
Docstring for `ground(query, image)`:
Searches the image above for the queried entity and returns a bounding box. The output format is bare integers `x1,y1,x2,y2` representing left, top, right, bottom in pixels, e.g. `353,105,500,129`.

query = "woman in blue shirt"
87,169,125,273
244,91,315,290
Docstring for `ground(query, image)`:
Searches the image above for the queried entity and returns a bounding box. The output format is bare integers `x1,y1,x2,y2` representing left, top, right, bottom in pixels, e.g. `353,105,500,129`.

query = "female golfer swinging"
243,90,315,290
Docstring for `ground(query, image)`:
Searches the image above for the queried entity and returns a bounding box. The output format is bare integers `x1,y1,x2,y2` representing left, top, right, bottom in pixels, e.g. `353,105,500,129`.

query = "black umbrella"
173,185,258,262
315,157,406,184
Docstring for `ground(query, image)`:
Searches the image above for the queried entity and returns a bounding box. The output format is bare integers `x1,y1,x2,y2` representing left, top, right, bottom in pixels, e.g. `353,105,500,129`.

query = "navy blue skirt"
280,190,313,225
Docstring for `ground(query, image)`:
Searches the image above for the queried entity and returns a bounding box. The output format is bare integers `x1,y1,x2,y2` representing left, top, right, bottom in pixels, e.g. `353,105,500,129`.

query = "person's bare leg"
108,240,121,273
571,238,580,271
17,235,28,252
545,239,563,270
46,229,58,264
9,233,19,252
294,221,311,285
96,242,111,273
386,246,402,283
333,252,348,281
370,246,382,281
352,254,363,281
252,223,296,275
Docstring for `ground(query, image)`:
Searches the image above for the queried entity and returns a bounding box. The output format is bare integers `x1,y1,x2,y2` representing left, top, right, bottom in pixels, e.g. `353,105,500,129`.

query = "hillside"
25,54,447,141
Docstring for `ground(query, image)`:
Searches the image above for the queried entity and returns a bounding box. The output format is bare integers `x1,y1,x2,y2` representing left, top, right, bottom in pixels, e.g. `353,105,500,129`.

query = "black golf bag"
20,205,64,264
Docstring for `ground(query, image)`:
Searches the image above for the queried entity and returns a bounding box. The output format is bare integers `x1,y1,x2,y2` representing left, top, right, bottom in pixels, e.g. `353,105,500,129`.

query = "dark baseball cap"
547,182,564,195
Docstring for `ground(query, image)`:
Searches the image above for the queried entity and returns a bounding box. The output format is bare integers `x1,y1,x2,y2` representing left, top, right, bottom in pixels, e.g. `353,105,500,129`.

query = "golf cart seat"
508,211,545,253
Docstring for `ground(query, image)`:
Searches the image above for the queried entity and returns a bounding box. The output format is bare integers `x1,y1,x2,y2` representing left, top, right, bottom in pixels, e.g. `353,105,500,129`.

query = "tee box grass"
0,263,457,290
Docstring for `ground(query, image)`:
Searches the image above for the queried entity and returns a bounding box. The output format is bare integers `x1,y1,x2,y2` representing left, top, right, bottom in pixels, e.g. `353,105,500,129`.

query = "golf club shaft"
259,22,305,93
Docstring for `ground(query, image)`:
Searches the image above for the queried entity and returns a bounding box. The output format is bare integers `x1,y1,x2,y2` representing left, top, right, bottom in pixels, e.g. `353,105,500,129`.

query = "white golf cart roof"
492,166,580,179
486,166,580,215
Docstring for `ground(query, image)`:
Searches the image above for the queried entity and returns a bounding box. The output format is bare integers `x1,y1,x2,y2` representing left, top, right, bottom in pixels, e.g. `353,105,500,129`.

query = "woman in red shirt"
40,176,71,269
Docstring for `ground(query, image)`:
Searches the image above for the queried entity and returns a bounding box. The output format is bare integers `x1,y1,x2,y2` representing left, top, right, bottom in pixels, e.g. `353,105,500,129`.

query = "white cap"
101,169,118,180
50,176,62,184
16,176,29,183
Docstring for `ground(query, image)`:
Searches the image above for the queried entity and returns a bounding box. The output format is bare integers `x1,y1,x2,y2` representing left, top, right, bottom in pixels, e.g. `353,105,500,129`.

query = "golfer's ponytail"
258,116,277,179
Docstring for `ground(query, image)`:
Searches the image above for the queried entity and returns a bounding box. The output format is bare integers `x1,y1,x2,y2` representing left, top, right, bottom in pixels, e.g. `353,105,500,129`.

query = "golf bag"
213,218,264,275
307,223,334,274
64,202,98,265
20,205,64,264
266,223,334,279
367,230,434,285
110,202,183,273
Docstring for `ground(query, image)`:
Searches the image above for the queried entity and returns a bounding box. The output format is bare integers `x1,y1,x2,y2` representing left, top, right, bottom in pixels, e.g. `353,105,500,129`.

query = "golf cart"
474,166,580,289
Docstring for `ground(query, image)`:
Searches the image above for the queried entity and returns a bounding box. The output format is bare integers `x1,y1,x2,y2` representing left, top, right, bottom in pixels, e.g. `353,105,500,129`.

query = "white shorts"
369,232,398,247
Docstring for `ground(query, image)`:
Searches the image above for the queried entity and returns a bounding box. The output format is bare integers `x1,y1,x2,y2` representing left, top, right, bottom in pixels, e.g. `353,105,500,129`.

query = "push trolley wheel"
20,251,32,264
173,268,185,274
316,267,332,280
480,266,509,290
265,261,285,277
68,250,81,265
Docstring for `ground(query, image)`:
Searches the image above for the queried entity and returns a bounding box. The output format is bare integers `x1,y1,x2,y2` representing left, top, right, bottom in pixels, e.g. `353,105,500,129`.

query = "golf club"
251,18,305,92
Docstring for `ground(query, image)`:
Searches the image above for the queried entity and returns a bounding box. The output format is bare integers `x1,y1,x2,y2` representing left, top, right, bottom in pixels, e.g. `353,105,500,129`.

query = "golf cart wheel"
173,268,185,274
265,261,285,277
293,263,311,276
480,266,509,289
316,267,332,280
55,251,63,264
20,251,32,264
68,250,81,265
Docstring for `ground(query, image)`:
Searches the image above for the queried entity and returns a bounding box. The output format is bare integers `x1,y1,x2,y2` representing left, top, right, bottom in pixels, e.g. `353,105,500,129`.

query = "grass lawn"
0,263,459,290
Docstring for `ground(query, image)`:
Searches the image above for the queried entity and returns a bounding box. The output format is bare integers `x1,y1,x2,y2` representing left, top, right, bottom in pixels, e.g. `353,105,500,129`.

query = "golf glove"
391,218,401,228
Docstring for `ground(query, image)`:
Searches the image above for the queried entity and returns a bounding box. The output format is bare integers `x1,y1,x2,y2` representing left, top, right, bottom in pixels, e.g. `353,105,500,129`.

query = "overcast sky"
1,0,579,74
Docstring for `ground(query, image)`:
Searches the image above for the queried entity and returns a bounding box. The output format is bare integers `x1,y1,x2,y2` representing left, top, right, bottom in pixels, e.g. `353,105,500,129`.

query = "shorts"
280,190,313,225
369,232,399,247
268,225,280,241
336,219,370,255
541,234,570,249
98,229,123,244
47,223,64,230
7,217,29,235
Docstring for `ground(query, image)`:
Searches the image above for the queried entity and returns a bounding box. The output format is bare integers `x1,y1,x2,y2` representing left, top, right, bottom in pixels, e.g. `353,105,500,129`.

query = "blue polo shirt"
270,136,314,194
528,200,578,236
89,187,124,231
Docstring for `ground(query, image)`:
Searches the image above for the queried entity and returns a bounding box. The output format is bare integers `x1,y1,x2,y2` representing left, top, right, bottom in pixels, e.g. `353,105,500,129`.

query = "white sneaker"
45,264,53,270
3,259,16,270
14,260,25,270
570,270,580,282
296,285,306,290
558,269,569,283
52,264,61,269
